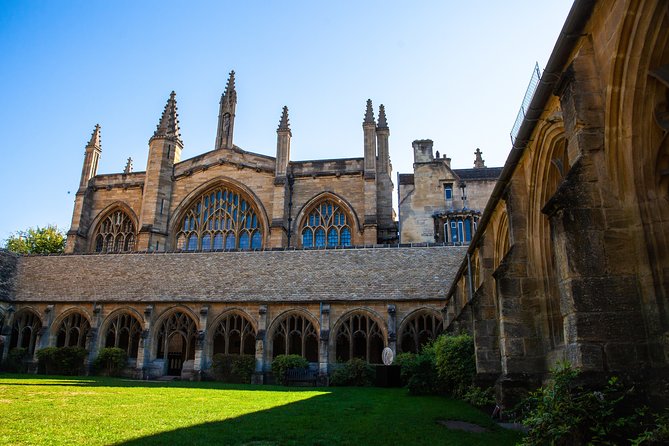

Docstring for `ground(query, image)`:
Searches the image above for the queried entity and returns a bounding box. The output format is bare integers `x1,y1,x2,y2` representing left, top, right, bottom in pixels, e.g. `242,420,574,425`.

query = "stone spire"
124,157,133,174
278,106,290,132
215,70,238,150
474,148,486,168
364,99,375,124
377,104,388,129
152,91,181,143
87,124,101,148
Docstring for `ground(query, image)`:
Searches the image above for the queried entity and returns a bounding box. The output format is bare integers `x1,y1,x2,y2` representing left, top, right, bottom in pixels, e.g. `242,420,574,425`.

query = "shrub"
271,354,308,385
93,348,127,376
212,354,255,383
330,358,375,386
462,385,495,409
3,347,29,372
433,332,475,398
518,361,662,446
37,346,87,375
394,352,417,386
406,346,440,395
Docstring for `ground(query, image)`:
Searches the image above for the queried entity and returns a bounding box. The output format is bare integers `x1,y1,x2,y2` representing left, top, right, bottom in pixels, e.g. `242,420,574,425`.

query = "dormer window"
444,183,454,209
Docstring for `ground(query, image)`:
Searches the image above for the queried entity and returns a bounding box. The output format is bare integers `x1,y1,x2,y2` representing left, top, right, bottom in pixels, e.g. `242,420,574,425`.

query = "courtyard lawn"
0,374,522,446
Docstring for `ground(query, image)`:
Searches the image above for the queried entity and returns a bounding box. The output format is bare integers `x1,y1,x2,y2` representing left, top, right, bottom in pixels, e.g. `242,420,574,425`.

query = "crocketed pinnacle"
153,91,182,143
377,104,388,129
124,157,133,174
364,99,375,124
278,106,290,131
474,148,486,168
221,70,237,105
87,124,101,148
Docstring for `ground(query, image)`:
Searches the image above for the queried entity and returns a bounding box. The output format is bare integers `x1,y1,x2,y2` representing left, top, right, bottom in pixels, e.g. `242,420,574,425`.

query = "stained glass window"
301,199,352,248
93,210,137,253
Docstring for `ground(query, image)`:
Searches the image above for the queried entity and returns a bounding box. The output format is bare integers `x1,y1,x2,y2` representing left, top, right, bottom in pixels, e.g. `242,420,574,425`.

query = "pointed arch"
88,202,139,253
52,309,91,348
331,308,387,363
99,308,144,359
397,308,443,354
153,307,199,374
208,309,257,356
295,192,361,248
169,177,269,251
267,309,319,362
9,308,43,355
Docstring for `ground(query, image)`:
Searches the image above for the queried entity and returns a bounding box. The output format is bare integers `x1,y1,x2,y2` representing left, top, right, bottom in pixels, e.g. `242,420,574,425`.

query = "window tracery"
212,312,256,355
271,313,318,362
335,312,385,363
156,311,197,361
103,313,142,359
56,312,90,348
93,210,136,253
176,186,262,251
301,199,352,248
10,310,42,355
399,311,443,354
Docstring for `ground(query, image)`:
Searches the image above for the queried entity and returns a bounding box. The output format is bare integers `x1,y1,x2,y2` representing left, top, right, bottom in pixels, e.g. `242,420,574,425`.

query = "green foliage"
631,409,669,445
330,358,375,386
5,225,65,254
518,361,658,446
211,354,255,383
462,385,496,408
271,354,308,385
93,348,127,376
2,347,29,372
37,346,87,375
433,332,476,398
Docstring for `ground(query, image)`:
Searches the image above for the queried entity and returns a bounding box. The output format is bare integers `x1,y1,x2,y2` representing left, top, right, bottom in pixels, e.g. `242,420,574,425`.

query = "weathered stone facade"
398,140,501,244
444,0,669,404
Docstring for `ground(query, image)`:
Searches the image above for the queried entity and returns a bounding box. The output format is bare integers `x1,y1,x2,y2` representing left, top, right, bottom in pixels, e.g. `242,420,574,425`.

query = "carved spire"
377,104,388,129
278,106,290,132
87,124,101,148
474,148,486,168
216,71,237,150
222,70,237,105
364,99,375,124
153,91,181,143
124,157,133,174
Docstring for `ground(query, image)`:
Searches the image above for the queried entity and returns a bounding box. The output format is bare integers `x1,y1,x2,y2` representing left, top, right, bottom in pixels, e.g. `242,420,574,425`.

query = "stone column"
387,304,397,355
252,305,268,384
136,305,153,379
85,304,103,374
193,306,209,381
319,304,331,377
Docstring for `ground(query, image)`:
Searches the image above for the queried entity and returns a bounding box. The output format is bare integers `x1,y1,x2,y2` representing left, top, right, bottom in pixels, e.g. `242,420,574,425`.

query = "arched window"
212,312,256,355
156,311,197,375
301,199,352,248
9,310,42,355
103,313,142,359
271,313,318,362
176,186,263,251
56,312,90,348
93,209,136,253
399,311,443,354
335,312,385,364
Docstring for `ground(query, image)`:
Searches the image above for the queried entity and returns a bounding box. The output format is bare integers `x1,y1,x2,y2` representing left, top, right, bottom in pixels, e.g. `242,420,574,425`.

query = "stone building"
398,140,501,244
444,0,669,403
0,73,468,380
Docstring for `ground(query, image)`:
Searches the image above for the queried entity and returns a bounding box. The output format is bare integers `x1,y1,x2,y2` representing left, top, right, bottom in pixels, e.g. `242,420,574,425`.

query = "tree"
5,225,66,254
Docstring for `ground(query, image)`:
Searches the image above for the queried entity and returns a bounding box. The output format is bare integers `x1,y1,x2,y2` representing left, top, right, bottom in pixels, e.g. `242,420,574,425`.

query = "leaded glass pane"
213,234,223,250
201,234,211,251
341,227,351,246
301,199,352,248
302,229,313,248
251,232,261,249
187,235,197,251
225,234,236,250
239,232,249,249
327,228,338,246
315,228,325,247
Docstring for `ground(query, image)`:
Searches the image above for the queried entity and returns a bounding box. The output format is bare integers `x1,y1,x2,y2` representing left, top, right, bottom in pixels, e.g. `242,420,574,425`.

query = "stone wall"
0,250,17,302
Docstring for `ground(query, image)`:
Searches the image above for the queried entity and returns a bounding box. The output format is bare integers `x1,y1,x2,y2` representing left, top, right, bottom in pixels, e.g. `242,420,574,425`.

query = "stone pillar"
193,306,209,380
136,305,153,378
319,304,331,377
387,304,397,355
0,307,15,363
85,304,103,374
253,305,268,384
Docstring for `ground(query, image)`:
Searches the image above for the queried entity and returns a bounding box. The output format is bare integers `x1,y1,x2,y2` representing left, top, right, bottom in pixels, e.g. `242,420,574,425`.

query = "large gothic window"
271,313,318,362
335,312,385,364
176,186,263,251
399,311,443,354
156,311,197,375
56,312,91,348
103,313,142,359
301,199,352,248
93,209,136,253
9,310,42,355
212,312,256,355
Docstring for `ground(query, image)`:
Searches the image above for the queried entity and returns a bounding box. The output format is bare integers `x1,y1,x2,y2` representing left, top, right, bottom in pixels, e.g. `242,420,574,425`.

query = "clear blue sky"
0,0,573,243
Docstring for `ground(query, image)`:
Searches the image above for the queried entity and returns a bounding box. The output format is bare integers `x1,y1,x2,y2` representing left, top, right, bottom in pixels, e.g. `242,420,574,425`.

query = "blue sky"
0,0,573,243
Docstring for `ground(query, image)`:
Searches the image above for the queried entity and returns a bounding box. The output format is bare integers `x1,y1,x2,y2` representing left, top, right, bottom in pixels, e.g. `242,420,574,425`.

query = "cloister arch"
398,309,443,354
208,309,257,356
53,310,91,348
99,309,143,359
153,308,199,375
268,310,319,362
9,308,42,355
332,309,386,363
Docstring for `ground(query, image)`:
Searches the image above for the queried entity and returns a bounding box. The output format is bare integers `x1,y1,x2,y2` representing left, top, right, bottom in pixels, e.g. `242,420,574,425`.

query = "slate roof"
11,246,468,303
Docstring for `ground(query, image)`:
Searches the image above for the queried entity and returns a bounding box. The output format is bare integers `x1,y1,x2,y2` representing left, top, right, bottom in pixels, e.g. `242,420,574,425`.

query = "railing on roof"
510,62,542,145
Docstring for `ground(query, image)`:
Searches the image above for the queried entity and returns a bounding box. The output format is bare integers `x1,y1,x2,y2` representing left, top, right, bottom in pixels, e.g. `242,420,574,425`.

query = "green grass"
0,374,522,446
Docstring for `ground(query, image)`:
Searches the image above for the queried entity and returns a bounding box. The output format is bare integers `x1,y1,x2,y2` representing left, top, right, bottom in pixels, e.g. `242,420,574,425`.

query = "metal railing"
510,62,542,145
